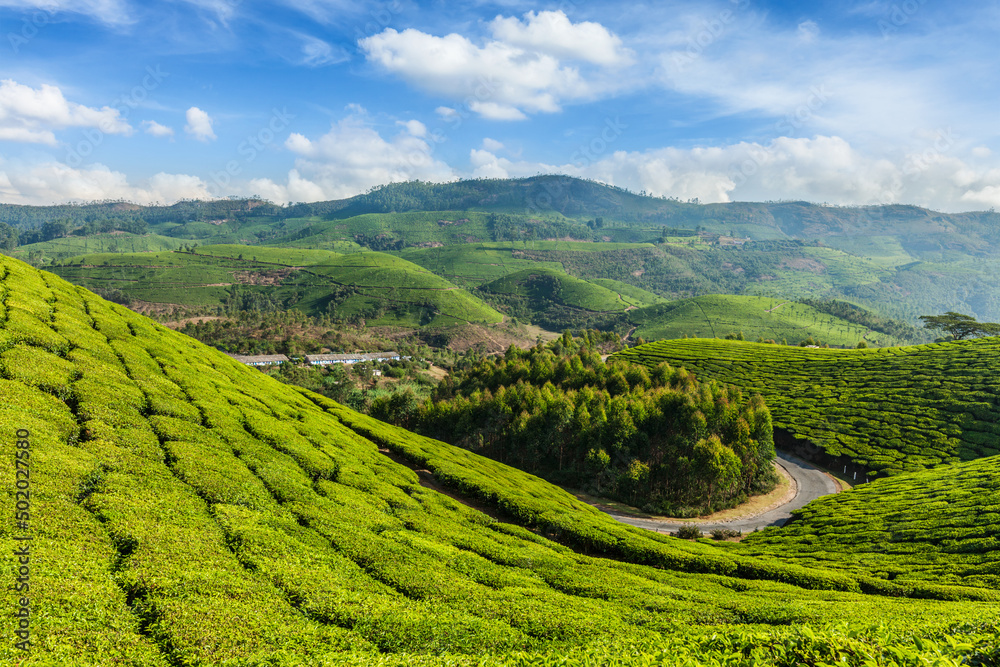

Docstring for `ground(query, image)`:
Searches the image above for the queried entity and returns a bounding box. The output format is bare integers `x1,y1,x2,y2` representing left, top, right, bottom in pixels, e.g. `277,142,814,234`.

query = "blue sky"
0,0,998,210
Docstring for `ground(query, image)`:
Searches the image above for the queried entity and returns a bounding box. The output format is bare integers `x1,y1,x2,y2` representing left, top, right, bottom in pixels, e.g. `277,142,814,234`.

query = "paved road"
600,451,840,535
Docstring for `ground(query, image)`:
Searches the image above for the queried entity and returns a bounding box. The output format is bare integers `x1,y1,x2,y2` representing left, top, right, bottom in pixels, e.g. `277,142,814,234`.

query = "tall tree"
0,222,17,251
919,312,1000,340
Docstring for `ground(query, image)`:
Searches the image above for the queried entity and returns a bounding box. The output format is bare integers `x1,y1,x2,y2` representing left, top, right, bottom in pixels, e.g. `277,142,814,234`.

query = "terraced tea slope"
738,455,1000,589
3,255,1000,666
627,295,907,347
51,246,503,326
613,338,1000,475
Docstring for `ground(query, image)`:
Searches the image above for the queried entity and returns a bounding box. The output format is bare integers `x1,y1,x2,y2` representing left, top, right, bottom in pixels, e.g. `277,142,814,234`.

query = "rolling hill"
738,455,1000,589
8,176,1000,326
48,246,504,327
612,338,1000,475
4,254,1000,664
627,295,910,346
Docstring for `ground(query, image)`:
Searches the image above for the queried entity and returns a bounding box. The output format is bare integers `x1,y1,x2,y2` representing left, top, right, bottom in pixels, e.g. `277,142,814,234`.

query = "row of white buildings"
227,351,403,367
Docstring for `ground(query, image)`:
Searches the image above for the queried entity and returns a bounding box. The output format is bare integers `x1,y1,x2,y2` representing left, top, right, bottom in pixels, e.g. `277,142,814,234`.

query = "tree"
919,312,1000,340
0,222,17,251
41,219,71,241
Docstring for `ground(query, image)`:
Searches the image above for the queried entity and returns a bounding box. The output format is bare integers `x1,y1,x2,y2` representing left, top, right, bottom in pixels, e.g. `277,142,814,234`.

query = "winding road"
599,451,840,534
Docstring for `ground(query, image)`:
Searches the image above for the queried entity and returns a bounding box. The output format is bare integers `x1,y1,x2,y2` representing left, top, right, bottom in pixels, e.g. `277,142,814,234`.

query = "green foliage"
48,246,503,327
676,525,703,540
920,311,1000,340
477,269,633,331
628,295,910,347
740,456,1000,589
400,335,776,515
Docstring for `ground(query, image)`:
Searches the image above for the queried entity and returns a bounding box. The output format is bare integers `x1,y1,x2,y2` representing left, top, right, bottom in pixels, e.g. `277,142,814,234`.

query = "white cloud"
142,120,174,138
452,135,1000,212
654,6,992,151
254,108,456,201
544,135,1000,212
184,106,216,141
279,0,361,25
435,106,459,120
482,137,504,152
0,79,131,145
0,158,212,205
972,146,992,159
0,0,132,27
469,148,512,179
397,119,427,137
359,12,632,120
178,0,238,24
488,10,633,66
299,34,350,66
469,101,527,121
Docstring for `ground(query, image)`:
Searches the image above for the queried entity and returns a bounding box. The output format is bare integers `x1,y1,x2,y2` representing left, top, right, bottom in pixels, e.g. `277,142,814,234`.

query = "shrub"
676,524,703,539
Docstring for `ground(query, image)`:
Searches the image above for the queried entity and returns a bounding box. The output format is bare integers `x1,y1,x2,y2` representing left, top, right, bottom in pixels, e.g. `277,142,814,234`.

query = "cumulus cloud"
397,119,427,137
142,120,174,138
0,79,131,145
469,148,512,179
452,133,1000,212
359,11,631,120
250,109,455,202
489,10,633,66
0,158,212,205
184,106,216,141
538,134,1000,212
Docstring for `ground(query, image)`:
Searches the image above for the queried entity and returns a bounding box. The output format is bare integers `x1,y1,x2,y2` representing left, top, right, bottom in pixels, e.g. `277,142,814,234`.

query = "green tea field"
49,246,503,327
738,455,1000,589
3,254,1000,665
612,338,1000,475
627,295,907,346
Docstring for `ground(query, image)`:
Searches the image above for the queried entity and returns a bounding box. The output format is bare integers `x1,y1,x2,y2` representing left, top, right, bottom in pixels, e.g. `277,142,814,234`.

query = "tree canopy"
919,312,1000,340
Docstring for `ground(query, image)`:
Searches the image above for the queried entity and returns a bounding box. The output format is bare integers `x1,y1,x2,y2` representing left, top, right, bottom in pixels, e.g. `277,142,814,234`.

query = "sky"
0,0,998,211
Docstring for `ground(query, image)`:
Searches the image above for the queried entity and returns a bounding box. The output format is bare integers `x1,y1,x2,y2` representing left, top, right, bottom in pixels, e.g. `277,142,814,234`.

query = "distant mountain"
10,175,1000,324
4,176,999,249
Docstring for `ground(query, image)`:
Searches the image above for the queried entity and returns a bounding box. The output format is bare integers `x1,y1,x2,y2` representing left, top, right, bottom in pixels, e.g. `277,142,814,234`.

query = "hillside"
476,268,639,331
738,455,1000,589
7,176,1000,324
49,246,503,327
4,255,1000,664
627,295,909,346
612,338,1000,475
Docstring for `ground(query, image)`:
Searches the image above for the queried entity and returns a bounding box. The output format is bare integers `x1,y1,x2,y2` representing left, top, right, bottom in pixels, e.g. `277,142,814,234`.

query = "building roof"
228,353,289,363
304,351,400,363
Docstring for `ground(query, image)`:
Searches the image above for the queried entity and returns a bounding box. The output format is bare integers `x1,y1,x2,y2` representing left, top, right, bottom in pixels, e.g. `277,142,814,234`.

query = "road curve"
600,450,840,535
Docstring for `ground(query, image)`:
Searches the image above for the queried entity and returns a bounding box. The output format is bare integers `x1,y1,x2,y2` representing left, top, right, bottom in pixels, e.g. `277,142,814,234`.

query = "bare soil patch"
572,461,794,525
233,269,294,286
781,258,826,273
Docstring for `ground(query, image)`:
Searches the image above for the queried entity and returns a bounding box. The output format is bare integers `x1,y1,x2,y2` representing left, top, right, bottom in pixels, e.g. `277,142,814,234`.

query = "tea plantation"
627,295,910,347
612,338,1000,475
738,455,1000,589
2,254,1000,666
50,246,503,326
